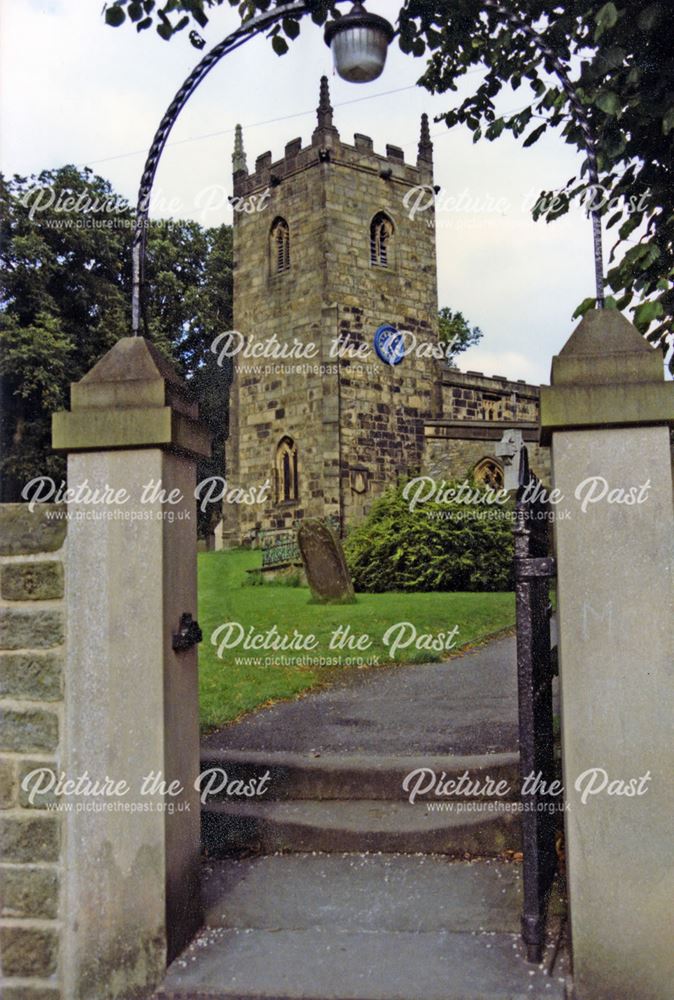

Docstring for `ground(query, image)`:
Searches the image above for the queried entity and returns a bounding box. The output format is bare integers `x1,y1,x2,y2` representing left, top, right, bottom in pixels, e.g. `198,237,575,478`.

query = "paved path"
156,854,568,1000
155,630,569,999
203,633,520,756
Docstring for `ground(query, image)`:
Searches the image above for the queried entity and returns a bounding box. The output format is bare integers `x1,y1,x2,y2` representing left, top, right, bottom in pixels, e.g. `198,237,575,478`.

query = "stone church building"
222,78,549,546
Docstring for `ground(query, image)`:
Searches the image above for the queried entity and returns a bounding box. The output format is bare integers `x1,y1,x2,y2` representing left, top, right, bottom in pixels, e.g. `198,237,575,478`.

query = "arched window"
473,458,504,490
271,217,290,274
276,436,298,502
370,212,394,267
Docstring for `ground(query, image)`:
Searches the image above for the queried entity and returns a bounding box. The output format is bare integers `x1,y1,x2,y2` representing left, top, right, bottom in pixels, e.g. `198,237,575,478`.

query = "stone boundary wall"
0,504,67,1000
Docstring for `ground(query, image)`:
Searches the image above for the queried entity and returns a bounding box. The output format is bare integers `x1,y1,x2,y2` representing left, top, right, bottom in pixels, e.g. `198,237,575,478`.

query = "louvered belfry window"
370,212,394,267
271,217,290,273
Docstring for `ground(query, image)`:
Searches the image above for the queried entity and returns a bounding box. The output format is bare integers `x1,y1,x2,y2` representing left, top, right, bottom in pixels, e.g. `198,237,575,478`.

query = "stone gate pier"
50,337,210,1000
540,309,674,1000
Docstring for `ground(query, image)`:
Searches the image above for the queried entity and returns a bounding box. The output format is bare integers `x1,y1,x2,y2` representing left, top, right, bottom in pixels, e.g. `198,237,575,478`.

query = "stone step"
200,854,526,933
156,855,566,999
202,799,521,856
155,928,565,1000
198,749,521,802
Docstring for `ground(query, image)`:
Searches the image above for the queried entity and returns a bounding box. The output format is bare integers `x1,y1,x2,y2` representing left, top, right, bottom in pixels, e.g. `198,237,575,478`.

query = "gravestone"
495,429,524,492
261,528,302,571
297,519,356,604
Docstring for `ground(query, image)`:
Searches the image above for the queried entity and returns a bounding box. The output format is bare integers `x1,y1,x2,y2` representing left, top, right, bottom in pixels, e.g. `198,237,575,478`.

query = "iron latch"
172,613,203,652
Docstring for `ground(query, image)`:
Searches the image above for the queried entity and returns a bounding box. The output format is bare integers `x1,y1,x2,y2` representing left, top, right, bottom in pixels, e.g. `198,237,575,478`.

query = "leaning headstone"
297,519,356,604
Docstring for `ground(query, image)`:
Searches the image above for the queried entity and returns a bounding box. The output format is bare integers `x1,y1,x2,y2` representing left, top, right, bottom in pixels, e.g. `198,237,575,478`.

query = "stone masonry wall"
422,435,552,486
226,82,555,539
424,368,552,484
226,138,341,544
228,99,439,540
326,135,440,527
440,370,540,424
0,504,67,1000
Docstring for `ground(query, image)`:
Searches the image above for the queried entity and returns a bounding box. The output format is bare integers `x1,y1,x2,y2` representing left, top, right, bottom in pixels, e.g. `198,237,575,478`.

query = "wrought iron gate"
514,445,559,963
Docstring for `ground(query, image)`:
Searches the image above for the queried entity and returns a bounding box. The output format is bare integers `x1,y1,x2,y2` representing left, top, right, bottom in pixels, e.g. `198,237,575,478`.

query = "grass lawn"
198,549,515,732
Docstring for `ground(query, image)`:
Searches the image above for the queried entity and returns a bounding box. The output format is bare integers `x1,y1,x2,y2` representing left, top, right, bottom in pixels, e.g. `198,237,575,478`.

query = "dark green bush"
344,482,515,592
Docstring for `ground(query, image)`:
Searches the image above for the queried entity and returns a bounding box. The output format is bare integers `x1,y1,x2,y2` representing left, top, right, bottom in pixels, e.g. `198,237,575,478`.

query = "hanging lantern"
324,2,395,83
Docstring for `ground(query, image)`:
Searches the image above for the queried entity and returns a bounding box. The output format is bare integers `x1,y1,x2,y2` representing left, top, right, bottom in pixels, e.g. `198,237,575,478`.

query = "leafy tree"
403,0,673,366
437,306,483,366
0,166,129,499
0,312,73,495
104,0,673,368
141,218,234,534
0,166,233,524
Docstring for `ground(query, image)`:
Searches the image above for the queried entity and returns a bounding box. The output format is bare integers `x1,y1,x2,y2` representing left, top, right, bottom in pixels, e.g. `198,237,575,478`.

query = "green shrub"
344,481,515,593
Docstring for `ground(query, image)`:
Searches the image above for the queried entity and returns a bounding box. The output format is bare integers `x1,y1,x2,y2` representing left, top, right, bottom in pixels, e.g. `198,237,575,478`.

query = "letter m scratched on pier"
581,601,613,641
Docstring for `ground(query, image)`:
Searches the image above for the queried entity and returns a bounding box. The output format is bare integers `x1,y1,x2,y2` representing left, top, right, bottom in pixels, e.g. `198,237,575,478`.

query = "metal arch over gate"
514,445,559,963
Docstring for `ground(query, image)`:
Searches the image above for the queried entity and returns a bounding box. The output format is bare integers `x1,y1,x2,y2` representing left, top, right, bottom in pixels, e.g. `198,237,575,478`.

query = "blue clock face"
374,324,405,366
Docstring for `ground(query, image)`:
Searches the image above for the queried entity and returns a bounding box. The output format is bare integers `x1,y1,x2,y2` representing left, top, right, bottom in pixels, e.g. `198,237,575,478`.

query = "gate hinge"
172,613,203,652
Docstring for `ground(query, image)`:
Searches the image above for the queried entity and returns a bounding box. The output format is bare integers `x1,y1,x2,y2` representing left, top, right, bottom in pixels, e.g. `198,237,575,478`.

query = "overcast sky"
1,0,608,384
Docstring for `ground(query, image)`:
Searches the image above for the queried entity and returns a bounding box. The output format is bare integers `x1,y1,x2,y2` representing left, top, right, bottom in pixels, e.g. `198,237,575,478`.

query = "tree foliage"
402,0,673,365
438,306,483,366
344,482,515,593
105,0,673,367
0,166,233,526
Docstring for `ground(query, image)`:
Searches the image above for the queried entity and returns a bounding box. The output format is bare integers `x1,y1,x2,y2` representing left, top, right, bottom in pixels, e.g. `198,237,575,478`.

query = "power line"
81,66,488,169
82,83,420,168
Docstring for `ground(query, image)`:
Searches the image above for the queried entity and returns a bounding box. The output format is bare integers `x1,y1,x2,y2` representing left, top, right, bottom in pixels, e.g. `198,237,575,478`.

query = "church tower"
224,78,440,544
